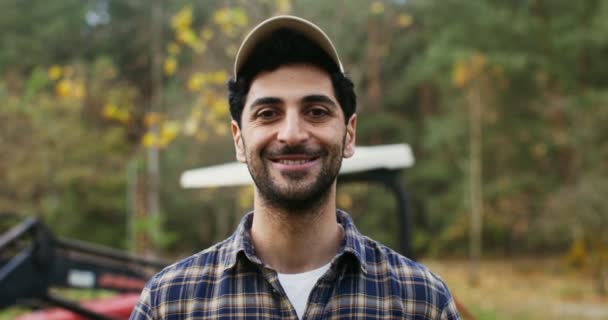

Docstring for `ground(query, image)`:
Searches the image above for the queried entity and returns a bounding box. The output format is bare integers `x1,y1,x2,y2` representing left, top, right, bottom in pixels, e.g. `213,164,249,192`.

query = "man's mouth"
277,159,313,165
267,154,321,171
269,155,320,164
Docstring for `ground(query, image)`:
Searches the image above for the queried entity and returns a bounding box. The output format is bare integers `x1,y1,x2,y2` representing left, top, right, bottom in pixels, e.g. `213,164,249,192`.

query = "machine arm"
0,215,168,316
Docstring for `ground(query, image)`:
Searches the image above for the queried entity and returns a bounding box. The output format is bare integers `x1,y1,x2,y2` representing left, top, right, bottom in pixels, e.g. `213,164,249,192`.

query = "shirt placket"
261,266,299,320
301,263,342,320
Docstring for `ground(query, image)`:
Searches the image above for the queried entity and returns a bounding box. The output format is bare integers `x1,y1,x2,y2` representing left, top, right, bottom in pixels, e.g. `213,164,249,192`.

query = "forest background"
1,0,608,317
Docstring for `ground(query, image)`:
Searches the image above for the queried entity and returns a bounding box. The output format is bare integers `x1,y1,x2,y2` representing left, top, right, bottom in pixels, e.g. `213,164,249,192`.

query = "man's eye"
307,108,329,118
257,109,279,119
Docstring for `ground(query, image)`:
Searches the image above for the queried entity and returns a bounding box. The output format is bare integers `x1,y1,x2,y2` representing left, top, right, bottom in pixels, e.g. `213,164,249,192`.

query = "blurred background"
1,0,607,318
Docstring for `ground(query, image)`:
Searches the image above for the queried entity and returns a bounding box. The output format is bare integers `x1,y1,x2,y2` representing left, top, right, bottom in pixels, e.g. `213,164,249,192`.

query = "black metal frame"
339,168,413,259
0,215,168,319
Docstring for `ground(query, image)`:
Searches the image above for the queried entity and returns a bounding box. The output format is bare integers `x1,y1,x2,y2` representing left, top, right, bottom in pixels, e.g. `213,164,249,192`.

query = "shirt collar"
336,209,368,274
221,210,368,274
221,211,261,270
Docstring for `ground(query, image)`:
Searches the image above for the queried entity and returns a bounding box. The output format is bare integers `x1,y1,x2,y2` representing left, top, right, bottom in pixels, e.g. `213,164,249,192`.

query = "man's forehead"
246,64,337,105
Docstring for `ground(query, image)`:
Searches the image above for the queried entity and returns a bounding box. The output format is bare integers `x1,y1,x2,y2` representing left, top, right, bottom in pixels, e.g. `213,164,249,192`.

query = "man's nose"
277,111,309,145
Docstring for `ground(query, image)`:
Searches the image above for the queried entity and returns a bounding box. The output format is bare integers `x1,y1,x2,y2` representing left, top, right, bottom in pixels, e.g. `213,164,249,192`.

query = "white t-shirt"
277,263,331,319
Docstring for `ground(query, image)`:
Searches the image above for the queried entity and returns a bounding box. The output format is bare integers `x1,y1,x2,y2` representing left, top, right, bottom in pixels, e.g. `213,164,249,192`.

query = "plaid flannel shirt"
130,210,460,319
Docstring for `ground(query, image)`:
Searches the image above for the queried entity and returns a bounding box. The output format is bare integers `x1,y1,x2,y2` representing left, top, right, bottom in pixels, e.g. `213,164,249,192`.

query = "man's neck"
250,188,343,274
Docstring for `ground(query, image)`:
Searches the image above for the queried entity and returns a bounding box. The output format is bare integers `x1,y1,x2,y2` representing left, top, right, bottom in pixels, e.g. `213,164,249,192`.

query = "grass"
0,288,114,320
423,258,608,320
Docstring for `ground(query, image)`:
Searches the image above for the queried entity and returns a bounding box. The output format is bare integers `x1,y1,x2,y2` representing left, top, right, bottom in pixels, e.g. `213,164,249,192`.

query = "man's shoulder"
342,233,460,318
360,236,453,299
145,238,231,291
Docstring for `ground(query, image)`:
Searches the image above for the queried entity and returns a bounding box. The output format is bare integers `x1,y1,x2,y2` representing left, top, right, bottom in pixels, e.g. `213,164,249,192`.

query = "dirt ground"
423,258,608,320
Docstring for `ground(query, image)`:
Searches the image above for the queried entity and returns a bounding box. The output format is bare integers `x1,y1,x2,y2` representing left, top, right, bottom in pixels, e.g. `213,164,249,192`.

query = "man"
131,15,460,320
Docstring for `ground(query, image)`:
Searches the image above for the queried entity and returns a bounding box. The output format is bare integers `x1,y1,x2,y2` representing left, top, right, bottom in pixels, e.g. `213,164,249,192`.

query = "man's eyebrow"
249,97,282,109
301,94,338,108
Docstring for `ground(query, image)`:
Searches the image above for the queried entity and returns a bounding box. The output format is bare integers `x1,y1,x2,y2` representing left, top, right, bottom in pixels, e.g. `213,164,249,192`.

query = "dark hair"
228,28,356,127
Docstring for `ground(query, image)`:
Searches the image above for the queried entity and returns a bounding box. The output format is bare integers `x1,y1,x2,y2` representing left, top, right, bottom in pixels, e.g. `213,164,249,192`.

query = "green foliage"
0,64,132,247
0,0,87,72
1,0,608,262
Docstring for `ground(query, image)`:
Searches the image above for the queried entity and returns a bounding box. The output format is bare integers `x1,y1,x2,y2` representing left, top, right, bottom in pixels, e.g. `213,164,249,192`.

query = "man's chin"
274,171,314,182
260,184,329,212
267,195,325,213
280,170,309,180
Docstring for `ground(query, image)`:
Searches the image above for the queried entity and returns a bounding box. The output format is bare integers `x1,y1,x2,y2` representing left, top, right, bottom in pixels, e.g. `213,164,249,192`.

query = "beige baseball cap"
233,15,344,79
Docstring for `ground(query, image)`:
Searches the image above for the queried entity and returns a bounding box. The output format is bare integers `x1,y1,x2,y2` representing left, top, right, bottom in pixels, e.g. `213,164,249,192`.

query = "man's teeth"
279,159,310,165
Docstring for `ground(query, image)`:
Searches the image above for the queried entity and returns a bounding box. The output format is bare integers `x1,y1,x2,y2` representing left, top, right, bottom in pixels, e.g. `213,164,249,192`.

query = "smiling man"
130,16,460,320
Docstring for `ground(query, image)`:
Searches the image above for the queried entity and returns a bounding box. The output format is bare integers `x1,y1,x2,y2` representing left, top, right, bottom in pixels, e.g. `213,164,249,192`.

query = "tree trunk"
366,19,383,110
468,82,483,286
145,0,164,257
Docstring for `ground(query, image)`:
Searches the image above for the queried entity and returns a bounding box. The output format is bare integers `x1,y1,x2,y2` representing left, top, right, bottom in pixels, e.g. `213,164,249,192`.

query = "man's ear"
343,114,357,158
231,120,246,162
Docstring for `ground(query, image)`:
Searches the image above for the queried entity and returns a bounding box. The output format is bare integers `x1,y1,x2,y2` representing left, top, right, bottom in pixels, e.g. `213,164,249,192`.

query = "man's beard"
244,140,344,214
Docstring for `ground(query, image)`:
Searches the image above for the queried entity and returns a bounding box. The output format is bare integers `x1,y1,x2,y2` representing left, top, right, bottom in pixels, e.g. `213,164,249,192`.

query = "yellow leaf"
211,99,229,117
163,120,180,136
213,123,228,136
171,5,193,30
275,0,292,14
55,80,72,97
144,112,163,127
200,90,212,106
337,193,353,209
191,107,202,120
221,24,235,37
192,41,206,54
232,8,248,27
103,103,119,119
116,110,131,123
370,1,385,15
187,72,206,92
213,8,230,25
48,65,62,80
396,14,413,28
210,70,228,85
71,81,85,99
177,28,198,46
159,121,180,145
163,57,177,76
565,238,587,268
452,60,471,88
213,8,248,36
200,27,214,41
167,42,181,55
225,44,237,57
238,186,254,209
141,132,157,147
470,53,486,72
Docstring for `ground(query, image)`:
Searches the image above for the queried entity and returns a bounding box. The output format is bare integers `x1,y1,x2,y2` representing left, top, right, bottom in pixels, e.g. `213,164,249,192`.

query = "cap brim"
234,15,343,79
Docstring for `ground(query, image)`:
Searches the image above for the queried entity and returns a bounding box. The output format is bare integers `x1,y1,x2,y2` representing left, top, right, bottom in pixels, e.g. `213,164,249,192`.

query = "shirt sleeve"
439,295,461,320
129,285,155,320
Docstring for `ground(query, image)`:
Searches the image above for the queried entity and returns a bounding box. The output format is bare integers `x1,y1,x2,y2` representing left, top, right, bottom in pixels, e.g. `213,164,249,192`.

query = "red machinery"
0,214,168,320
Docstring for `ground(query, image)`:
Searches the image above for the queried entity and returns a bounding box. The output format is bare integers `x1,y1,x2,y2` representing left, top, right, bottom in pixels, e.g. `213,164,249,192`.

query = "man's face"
231,64,356,211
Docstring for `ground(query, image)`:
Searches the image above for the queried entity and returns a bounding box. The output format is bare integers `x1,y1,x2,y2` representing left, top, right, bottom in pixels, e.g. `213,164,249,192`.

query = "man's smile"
267,154,322,171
